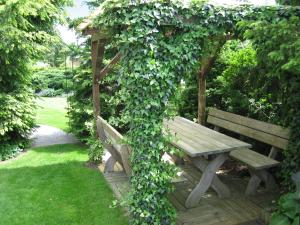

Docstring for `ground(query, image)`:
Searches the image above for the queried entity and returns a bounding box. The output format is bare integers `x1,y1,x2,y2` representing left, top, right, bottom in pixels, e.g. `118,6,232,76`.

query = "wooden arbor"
78,16,121,133
77,6,232,127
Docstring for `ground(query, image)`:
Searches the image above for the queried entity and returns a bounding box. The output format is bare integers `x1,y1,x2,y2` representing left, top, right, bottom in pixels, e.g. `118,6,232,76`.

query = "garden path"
30,125,78,148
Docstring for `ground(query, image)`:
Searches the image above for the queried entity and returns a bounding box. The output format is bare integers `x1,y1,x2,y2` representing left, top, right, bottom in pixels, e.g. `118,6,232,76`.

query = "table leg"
185,153,229,208
190,156,231,199
104,156,117,173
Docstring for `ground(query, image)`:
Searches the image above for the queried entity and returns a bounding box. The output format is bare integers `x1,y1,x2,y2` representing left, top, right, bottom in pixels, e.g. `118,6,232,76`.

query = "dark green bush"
0,91,35,160
0,144,22,161
32,67,73,96
0,0,71,160
270,193,300,225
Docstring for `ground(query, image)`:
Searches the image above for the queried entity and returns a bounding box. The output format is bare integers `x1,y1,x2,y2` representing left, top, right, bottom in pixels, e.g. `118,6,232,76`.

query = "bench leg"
246,169,277,195
104,156,117,173
185,153,229,208
170,154,185,165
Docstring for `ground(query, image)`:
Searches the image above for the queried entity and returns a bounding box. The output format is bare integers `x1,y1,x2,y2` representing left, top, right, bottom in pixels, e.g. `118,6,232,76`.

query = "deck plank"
98,160,278,225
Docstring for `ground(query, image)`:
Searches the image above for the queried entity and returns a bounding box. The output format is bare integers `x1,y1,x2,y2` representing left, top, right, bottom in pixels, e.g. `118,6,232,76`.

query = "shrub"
270,193,300,225
32,67,73,96
0,91,35,159
0,144,22,161
86,122,104,163
0,0,71,160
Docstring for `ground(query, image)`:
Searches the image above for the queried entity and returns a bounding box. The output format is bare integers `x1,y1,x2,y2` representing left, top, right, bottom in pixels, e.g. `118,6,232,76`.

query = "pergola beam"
99,52,122,80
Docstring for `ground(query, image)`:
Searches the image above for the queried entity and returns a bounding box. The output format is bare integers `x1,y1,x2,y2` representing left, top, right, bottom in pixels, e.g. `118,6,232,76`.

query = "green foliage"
0,144,22,161
270,193,300,225
0,0,71,159
277,0,300,6
32,67,73,96
67,36,124,142
0,92,35,160
85,120,105,163
241,16,300,188
67,67,94,141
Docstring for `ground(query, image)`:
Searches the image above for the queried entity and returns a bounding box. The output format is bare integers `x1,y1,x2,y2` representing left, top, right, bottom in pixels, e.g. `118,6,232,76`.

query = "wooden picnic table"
164,116,252,208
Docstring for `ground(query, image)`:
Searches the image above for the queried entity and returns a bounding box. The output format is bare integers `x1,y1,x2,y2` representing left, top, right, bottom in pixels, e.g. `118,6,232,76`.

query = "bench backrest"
96,116,131,176
207,108,290,150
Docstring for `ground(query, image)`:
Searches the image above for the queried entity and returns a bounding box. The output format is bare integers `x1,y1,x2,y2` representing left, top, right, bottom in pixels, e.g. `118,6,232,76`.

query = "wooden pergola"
74,5,295,224
77,5,224,128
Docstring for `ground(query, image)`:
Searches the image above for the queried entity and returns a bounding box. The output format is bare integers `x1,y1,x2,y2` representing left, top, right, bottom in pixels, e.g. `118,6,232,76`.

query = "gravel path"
30,125,79,148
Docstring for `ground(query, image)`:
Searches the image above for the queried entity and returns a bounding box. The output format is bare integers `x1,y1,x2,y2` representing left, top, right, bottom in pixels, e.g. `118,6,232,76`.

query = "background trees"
0,0,71,160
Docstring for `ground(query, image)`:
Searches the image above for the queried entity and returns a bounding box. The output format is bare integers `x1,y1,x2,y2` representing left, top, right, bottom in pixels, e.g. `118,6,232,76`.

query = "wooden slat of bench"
98,116,124,142
207,116,289,150
230,149,280,170
96,117,132,176
209,108,290,139
98,116,184,180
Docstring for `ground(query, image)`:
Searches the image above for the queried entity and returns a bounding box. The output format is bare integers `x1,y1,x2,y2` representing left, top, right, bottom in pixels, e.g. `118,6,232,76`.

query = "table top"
164,116,252,157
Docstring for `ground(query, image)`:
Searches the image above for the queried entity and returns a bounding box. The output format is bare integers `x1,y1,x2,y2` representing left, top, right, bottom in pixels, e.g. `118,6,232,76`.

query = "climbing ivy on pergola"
78,1,300,224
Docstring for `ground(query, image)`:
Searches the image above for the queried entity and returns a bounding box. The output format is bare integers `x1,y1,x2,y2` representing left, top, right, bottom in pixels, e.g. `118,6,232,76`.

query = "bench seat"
207,108,290,195
230,148,280,170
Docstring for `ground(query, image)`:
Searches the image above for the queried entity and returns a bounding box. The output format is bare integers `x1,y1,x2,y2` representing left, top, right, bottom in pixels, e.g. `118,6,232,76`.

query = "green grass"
0,144,128,225
35,97,69,131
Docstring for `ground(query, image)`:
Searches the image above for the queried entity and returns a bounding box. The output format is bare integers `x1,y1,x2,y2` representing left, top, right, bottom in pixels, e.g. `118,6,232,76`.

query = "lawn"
35,97,69,131
0,144,128,225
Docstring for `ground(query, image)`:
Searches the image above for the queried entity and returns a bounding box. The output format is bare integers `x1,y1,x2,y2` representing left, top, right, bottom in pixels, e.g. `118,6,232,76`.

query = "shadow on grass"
30,143,87,154
0,159,128,225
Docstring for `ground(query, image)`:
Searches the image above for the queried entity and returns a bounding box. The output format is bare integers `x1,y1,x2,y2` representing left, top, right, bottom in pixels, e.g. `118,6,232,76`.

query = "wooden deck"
98,159,278,225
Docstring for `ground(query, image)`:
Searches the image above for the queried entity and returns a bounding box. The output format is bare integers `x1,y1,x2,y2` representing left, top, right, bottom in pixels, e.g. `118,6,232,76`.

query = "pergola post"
91,39,105,135
198,57,214,125
198,64,206,125
197,38,229,125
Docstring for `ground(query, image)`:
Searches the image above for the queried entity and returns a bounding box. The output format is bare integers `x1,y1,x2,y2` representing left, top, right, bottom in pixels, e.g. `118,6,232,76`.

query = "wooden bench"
96,116,186,183
207,108,290,195
96,116,132,176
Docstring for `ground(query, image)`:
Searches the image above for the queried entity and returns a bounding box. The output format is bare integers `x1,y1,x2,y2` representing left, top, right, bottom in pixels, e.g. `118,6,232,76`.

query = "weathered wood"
185,153,229,208
91,32,109,42
230,149,280,170
198,64,206,125
164,117,251,157
99,52,121,80
208,108,290,140
197,39,228,125
102,159,276,225
92,40,105,133
104,156,117,173
98,116,124,142
96,120,124,168
96,116,132,176
207,108,287,195
207,115,289,150
119,145,132,176
246,169,278,195
189,156,231,199
268,146,279,159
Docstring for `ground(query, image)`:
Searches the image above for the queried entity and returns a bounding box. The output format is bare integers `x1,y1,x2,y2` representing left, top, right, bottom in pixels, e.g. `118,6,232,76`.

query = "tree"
0,0,72,160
